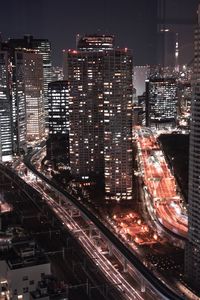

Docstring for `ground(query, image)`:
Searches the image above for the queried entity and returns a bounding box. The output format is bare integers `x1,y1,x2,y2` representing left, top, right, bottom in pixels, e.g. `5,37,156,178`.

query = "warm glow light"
153,234,158,240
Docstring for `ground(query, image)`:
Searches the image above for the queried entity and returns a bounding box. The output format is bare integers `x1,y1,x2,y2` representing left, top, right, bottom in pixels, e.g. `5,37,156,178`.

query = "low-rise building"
0,239,51,300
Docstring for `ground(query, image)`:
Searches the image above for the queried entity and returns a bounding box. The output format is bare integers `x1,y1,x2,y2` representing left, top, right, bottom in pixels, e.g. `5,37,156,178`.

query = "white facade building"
0,51,13,162
0,240,51,300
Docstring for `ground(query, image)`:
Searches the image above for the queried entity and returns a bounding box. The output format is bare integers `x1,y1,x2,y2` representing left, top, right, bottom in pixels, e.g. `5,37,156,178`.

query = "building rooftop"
30,276,68,300
6,238,49,270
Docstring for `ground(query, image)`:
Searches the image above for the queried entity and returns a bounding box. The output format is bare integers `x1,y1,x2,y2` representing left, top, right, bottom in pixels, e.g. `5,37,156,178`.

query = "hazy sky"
0,0,198,65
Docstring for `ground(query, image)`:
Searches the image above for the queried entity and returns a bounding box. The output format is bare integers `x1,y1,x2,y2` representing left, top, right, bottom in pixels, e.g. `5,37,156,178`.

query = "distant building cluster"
0,34,133,202
0,35,52,161
132,64,192,131
0,30,194,202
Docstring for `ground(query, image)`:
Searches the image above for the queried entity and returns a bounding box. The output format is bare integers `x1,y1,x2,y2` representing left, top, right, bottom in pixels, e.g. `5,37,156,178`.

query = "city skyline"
1,2,200,300
0,0,198,66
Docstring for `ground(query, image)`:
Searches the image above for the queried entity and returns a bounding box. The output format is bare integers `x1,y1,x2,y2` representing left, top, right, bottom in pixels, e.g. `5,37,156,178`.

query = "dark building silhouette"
47,81,70,164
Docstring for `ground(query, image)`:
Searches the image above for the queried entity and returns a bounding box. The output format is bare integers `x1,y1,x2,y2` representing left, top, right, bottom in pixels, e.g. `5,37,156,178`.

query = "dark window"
22,276,28,281
23,287,29,293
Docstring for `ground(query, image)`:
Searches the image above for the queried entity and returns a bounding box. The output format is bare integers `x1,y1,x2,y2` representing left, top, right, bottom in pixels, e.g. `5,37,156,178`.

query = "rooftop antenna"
76,33,80,49
175,33,179,72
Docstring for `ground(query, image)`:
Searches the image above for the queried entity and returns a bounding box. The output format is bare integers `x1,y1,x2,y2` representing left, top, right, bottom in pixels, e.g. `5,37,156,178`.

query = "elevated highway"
22,149,185,300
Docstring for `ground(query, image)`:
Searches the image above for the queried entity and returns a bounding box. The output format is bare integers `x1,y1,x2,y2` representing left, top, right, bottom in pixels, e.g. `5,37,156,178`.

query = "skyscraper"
0,51,13,162
103,49,133,201
145,77,177,129
8,36,52,127
65,34,133,201
64,35,114,179
24,51,45,141
47,81,70,163
185,4,200,292
157,29,176,68
0,43,27,155
133,66,150,97
10,50,27,154
1,40,45,155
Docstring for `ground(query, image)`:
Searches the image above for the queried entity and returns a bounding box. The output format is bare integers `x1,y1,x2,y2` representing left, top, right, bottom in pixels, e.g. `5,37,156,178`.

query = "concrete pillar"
89,225,93,238
62,247,65,259
108,244,113,257
123,258,128,273
37,212,41,221
71,209,80,218
86,279,89,295
59,195,62,206
141,278,146,293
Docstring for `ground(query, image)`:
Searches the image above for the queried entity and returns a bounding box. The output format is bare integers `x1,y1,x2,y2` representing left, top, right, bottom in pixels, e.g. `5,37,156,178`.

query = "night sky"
0,0,199,66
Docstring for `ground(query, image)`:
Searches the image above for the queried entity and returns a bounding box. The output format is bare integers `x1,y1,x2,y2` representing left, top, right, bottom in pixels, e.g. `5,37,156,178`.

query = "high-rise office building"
65,34,133,200
103,49,133,201
185,5,200,292
157,29,177,68
24,51,45,140
0,51,13,162
47,81,70,163
8,36,52,126
0,43,27,155
10,50,27,154
1,40,45,154
133,66,150,97
52,66,64,82
64,35,114,179
77,35,114,51
145,77,177,129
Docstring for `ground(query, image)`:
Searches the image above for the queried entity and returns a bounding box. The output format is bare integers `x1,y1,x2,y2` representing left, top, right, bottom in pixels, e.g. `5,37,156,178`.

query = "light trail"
19,149,185,300
27,180,144,300
134,127,187,239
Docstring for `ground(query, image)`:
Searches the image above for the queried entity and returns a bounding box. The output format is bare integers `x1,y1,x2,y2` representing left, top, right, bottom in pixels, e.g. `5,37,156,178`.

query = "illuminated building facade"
185,5,200,292
65,35,114,179
47,81,70,163
0,43,27,155
146,77,177,129
8,36,52,127
24,51,45,140
52,66,64,82
177,82,191,129
0,51,13,161
1,40,45,155
11,50,27,154
65,34,133,201
77,34,114,51
104,49,133,201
